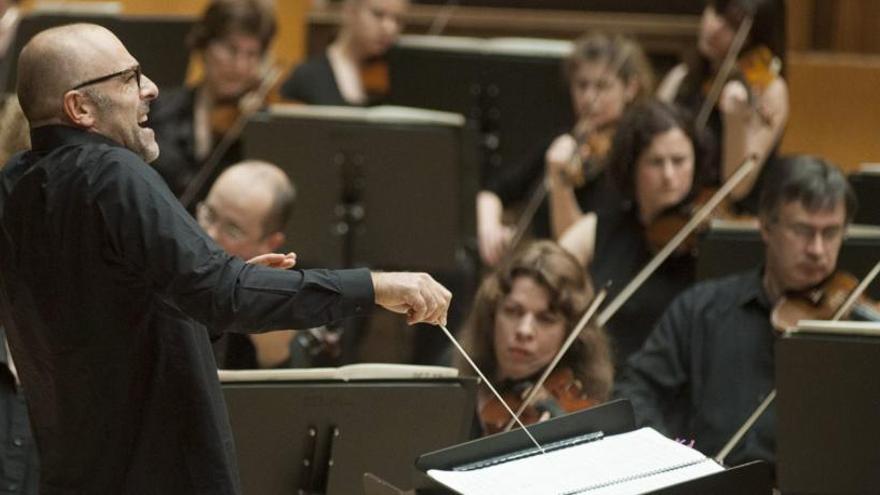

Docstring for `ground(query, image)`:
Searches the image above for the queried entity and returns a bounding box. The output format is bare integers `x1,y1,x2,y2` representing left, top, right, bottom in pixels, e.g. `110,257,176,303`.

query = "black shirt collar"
30,125,123,153
737,266,772,311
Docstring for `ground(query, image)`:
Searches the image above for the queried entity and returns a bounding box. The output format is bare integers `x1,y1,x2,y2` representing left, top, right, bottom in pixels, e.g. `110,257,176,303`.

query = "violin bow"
596,155,757,328
180,64,284,209
715,258,880,465
694,14,753,133
499,41,633,264
501,286,608,432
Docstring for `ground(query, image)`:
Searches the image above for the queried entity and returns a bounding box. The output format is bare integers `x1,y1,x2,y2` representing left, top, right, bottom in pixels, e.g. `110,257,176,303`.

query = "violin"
557,123,616,188
644,186,738,256
360,57,390,103
478,368,596,435
771,271,880,333
701,45,781,98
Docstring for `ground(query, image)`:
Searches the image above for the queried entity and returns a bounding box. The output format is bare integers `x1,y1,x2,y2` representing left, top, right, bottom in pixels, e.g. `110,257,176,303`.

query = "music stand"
776,321,880,494
241,104,478,272
220,368,477,495
414,400,772,494
386,36,573,178
696,220,880,299
1,11,193,94
848,164,880,226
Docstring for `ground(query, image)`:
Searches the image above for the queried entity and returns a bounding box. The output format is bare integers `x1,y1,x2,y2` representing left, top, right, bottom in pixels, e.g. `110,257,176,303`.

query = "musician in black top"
615,156,856,466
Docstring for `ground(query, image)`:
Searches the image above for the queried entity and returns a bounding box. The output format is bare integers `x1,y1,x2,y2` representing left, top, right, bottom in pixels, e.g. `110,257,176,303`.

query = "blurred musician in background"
658,0,788,214
149,0,277,201
560,100,703,366
477,32,654,266
198,160,300,369
615,156,855,468
280,0,408,105
456,240,613,437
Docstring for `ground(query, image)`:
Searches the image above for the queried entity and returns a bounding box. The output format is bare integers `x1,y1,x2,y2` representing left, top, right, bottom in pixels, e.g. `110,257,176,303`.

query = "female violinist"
280,0,407,106
559,100,704,366
657,0,788,214
456,240,613,436
477,32,654,266
149,0,277,202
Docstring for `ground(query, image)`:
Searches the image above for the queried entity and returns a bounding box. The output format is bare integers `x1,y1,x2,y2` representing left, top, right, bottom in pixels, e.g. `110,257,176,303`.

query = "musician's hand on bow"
371,272,452,326
545,133,583,187
247,252,297,269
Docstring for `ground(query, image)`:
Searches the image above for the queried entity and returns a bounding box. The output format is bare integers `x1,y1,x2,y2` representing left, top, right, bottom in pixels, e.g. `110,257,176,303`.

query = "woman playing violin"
477,33,654,266
149,0,277,201
559,100,704,366
658,0,788,214
456,240,613,436
281,0,407,106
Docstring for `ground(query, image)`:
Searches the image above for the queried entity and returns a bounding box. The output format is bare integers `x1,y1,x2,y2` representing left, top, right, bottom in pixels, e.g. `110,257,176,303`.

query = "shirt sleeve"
90,148,374,333
613,287,694,435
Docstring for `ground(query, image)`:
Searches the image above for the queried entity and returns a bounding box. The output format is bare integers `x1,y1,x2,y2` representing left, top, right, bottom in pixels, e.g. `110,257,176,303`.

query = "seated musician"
197,160,300,369
149,0,276,201
456,240,613,436
559,100,703,366
280,0,407,105
657,0,788,214
478,32,654,266
615,155,856,467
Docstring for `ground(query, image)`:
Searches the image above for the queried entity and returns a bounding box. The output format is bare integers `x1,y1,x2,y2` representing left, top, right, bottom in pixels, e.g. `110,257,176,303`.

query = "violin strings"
503,287,608,432
438,324,546,454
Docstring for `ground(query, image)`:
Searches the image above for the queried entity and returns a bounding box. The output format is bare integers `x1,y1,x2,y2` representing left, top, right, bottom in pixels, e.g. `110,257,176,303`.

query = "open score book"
427,427,723,495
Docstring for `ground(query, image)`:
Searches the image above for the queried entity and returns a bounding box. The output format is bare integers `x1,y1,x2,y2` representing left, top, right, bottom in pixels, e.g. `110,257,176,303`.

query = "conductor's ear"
62,90,99,128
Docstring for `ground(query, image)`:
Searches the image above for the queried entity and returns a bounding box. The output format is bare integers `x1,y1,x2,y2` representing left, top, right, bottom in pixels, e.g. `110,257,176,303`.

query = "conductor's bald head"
16,23,161,162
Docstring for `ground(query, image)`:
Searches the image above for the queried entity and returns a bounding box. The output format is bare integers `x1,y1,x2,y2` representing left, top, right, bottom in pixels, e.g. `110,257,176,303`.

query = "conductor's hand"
247,252,297,269
371,272,452,326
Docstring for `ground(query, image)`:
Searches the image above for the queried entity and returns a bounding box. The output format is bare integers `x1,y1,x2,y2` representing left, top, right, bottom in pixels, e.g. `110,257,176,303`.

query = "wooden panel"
780,52,880,173
307,3,699,67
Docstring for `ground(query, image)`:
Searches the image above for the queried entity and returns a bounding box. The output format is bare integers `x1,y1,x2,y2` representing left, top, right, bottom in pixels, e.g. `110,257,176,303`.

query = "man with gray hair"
616,155,857,468
0,23,451,494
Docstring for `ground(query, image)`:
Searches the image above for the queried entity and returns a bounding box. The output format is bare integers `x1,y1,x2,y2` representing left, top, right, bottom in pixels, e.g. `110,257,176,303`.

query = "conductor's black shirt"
0,125,374,494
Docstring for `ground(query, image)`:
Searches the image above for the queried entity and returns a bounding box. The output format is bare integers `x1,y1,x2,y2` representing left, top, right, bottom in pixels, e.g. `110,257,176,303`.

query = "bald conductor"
0,24,451,494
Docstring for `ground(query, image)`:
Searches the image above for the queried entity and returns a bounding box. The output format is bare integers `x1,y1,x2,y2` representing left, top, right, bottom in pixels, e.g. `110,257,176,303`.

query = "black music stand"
0,11,192,93
848,167,880,226
386,36,573,179
776,323,880,495
413,400,772,495
221,371,477,495
241,105,479,273
696,220,880,299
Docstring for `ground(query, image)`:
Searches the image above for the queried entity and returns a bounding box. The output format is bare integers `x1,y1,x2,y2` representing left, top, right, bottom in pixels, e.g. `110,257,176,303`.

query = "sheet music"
428,427,722,495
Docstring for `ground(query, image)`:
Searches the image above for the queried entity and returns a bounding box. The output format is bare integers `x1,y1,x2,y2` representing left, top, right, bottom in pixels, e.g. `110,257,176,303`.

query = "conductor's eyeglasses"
70,65,142,91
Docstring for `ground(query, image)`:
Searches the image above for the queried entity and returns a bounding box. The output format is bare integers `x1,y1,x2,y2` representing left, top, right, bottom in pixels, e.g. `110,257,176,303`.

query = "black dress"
590,202,696,368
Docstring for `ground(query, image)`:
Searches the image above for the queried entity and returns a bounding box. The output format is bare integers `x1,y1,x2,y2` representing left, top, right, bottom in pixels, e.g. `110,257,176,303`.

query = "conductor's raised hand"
371,272,452,326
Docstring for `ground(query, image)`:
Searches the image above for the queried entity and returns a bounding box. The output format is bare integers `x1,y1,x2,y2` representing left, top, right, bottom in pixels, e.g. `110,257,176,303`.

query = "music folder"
413,400,772,495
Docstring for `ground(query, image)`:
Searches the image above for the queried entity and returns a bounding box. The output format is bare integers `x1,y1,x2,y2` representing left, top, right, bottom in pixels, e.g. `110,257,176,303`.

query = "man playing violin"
615,155,856,467
149,0,276,202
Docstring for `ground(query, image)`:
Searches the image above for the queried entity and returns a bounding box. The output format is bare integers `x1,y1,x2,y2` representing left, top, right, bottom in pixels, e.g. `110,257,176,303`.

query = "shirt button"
12,437,22,447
